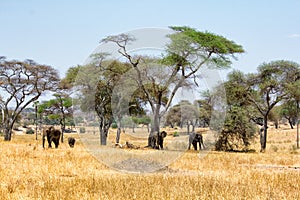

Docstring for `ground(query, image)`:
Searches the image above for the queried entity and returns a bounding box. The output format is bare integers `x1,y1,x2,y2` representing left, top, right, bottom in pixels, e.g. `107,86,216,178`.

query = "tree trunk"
132,124,135,133
148,106,160,148
116,127,121,144
4,128,12,141
297,100,299,149
288,118,294,129
260,115,268,152
60,119,65,143
116,119,121,144
187,121,190,134
147,124,150,133
4,119,13,141
99,120,107,145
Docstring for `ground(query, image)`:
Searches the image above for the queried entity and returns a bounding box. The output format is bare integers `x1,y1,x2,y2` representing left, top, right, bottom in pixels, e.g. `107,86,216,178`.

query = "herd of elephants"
42,126,204,151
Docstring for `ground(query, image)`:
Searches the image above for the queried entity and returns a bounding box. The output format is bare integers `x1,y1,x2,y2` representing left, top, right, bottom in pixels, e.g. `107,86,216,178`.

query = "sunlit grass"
0,127,299,199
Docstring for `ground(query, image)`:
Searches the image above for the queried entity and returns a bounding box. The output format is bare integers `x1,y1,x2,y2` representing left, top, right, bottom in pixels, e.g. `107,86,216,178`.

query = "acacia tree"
246,60,300,152
0,57,59,141
102,26,244,148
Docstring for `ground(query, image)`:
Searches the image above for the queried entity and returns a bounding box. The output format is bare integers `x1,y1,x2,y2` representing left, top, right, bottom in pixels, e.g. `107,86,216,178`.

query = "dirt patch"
112,158,166,173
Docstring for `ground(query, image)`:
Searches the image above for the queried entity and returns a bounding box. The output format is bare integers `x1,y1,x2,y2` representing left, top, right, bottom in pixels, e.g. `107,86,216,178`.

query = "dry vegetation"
0,126,300,200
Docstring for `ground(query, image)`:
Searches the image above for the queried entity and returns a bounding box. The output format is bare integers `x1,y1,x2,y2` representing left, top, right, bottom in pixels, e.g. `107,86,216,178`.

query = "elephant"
147,131,167,149
188,132,205,151
68,137,76,148
42,126,61,148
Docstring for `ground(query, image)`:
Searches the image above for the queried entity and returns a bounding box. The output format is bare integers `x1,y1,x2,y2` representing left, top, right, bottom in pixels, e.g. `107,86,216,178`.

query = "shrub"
111,123,118,129
173,131,179,137
26,129,34,134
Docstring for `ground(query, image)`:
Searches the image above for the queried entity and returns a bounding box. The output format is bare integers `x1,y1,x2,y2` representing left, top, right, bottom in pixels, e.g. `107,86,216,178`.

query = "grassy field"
0,126,300,200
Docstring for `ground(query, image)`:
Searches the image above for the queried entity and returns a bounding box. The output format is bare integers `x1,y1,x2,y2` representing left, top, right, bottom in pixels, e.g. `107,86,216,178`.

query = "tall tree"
246,60,300,152
101,26,244,148
0,57,59,141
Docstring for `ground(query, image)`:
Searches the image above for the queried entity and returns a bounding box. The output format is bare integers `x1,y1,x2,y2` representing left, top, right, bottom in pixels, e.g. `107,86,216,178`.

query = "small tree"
38,93,72,143
0,57,59,141
214,70,256,151
280,102,298,129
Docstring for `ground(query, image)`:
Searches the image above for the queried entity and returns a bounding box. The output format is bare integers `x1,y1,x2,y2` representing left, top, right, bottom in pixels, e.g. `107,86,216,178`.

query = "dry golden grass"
0,126,300,200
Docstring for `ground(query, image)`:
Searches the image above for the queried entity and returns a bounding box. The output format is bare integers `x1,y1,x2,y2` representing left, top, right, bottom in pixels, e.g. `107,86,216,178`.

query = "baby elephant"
68,137,76,148
188,132,205,151
157,131,167,149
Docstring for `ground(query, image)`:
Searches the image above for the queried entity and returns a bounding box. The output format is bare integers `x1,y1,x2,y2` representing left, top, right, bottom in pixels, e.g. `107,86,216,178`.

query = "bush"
173,131,179,137
215,106,256,151
111,123,118,129
79,127,86,133
26,129,34,134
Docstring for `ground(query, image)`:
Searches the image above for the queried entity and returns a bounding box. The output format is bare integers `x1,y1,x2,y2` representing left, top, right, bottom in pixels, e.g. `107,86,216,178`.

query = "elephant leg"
159,138,164,149
201,141,205,149
53,138,59,148
42,137,46,148
188,141,193,150
47,135,52,148
192,141,198,150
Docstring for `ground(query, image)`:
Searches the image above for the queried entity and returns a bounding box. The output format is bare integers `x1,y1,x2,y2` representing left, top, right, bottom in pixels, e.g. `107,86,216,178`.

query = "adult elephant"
188,132,205,151
42,126,62,148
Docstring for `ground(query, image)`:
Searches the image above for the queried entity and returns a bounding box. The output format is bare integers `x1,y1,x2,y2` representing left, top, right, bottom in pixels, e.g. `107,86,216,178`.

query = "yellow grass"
0,126,300,199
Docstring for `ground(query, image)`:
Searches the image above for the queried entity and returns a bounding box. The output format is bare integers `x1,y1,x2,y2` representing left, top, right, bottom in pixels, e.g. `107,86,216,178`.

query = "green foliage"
173,131,179,137
165,100,199,128
132,116,151,125
26,129,34,134
60,65,81,89
214,60,300,152
111,123,118,129
168,26,245,68
280,101,298,128
213,70,257,151
215,106,256,151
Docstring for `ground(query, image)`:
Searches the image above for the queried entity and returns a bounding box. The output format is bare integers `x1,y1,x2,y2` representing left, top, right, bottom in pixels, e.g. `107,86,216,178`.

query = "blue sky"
1,0,300,77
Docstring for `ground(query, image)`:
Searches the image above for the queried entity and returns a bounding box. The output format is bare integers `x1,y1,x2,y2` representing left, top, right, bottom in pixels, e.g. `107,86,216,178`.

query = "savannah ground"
0,126,300,200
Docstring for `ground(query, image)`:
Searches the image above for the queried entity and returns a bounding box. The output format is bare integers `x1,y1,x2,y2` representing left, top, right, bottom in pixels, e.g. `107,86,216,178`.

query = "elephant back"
52,129,61,137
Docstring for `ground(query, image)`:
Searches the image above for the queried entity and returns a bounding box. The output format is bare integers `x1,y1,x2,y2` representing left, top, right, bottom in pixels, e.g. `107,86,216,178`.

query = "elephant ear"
161,131,167,138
